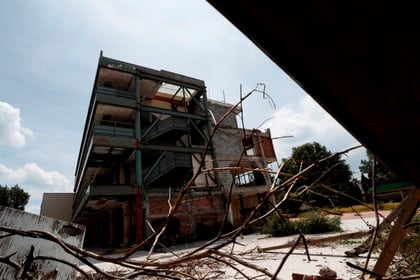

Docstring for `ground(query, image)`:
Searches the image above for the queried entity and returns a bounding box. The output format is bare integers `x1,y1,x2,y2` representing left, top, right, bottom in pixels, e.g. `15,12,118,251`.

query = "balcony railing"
97,86,134,99
94,121,134,138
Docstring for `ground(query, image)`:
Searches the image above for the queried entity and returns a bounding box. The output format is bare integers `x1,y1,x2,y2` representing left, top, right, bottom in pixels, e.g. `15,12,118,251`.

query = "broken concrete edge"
0,206,86,279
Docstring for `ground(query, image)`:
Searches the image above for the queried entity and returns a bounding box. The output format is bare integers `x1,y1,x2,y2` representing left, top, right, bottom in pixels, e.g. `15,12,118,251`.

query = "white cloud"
263,95,365,174
0,162,72,214
0,101,34,149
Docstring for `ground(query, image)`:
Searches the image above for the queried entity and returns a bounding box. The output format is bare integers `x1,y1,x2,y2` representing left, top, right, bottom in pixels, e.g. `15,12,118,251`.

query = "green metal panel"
135,75,143,188
368,182,413,194
96,93,137,108
93,135,135,148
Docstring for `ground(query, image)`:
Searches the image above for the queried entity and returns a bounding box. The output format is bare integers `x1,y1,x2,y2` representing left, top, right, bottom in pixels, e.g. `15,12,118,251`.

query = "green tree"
280,142,356,207
0,184,30,210
359,150,400,191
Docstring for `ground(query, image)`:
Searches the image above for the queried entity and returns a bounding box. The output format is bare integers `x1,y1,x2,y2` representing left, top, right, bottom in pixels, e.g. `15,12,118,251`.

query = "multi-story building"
70,53,277,247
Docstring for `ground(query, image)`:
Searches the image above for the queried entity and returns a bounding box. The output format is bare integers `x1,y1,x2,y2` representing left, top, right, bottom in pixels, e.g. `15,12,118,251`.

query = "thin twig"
34,255,93,279
363,157,381,278
271,234,305,279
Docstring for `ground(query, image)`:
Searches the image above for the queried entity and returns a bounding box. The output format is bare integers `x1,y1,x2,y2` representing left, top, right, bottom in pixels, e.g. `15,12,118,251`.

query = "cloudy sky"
0,1,365,214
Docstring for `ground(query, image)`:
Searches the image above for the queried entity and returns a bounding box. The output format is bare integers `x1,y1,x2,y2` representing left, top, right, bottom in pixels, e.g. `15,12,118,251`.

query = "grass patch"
335,202,400,213
264,211,341,237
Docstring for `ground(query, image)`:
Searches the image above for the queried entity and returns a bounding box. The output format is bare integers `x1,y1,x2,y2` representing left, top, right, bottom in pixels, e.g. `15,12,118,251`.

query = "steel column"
134,74,143,243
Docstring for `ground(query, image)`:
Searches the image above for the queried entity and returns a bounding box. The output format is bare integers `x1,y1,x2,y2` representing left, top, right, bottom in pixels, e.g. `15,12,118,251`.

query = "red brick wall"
147,192,225,240
252,134,275,158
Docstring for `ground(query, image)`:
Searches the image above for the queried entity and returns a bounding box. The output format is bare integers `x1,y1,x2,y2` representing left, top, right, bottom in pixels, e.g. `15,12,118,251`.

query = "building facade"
71,54,277,247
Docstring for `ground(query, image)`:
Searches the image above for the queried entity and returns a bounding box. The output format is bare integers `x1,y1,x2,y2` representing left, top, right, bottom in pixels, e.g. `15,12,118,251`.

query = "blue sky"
0,1,365,214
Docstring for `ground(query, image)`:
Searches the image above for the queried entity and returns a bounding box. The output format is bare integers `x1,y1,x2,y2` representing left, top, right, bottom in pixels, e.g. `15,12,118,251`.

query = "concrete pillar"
108,208,115,246
122,202,131,246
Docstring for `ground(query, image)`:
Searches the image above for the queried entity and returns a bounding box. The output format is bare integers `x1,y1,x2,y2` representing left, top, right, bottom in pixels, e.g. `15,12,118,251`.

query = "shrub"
263,214,298,237
264,211,341,236
297,211,341,234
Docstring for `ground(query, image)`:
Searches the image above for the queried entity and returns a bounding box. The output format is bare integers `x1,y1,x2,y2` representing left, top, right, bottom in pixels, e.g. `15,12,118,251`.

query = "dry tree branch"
16,245,35,279
155,85,272,260
251,145,363,225
271,234,306,280
346,261,382,278
145,220,180,258
363,156,381,278
146,187,174,260
317,183,389,221
0,226,129,279
0,144,368,280
210,249,273,278
1,144,372,280
382,275,420,280
33,255,93,279
208,255,251,280
0,252,20,270
0,82,385,280
201,167,272,174
123,267,197,280
121,84,270,259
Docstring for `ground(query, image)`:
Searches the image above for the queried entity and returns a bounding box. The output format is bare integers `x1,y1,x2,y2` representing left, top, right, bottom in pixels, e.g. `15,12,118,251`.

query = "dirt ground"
80,211,390,279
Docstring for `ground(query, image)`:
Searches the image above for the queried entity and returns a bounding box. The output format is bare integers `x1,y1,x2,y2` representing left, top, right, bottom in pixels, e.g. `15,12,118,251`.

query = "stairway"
142,117,188,143
143,152,192,186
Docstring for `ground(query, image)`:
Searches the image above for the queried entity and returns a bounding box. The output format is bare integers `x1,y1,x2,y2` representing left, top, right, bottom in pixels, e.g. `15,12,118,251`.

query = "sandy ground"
80,211,390,279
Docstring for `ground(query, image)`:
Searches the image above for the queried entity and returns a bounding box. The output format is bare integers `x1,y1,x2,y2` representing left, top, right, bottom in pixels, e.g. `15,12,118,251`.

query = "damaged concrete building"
48,53,277,247
208,100,277,226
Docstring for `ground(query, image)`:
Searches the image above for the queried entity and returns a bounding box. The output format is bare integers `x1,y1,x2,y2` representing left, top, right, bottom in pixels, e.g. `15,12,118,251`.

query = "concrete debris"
319,266,337,278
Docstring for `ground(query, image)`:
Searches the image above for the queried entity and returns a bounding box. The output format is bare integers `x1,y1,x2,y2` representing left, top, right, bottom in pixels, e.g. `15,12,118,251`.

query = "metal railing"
94,120,134,138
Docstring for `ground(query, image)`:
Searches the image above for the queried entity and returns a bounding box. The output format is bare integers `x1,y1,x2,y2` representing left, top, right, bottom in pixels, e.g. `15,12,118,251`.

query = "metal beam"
141,114,161,140
185,87,206,112
93,135,135,148
142,144,206,154
135,75,143,187
96,93,137,108
140,81,162,101
140,105,207,121
143,151,167,182
74,137,94,193
99,56,205,90
134,73,144,243
72,187,91,222
188,118,209,142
